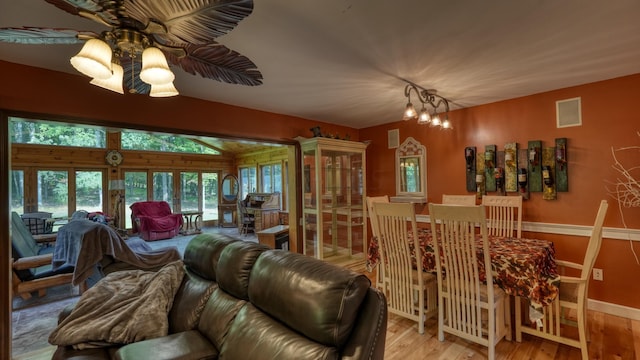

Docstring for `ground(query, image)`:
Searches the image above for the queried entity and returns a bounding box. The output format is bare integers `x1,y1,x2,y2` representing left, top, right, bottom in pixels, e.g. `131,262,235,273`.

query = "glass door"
202,172,219,223
124,171,148,229
124,169,220,229
153,171,174,206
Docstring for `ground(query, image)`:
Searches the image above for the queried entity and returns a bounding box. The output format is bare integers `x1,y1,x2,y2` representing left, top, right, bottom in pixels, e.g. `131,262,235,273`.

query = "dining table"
366,228,560,317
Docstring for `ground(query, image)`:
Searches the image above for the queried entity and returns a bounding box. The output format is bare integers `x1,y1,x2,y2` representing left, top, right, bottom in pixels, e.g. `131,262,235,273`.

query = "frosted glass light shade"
417,108,431,124
431,114,442,127
403,102,417,120
139,47,175,85
70,39,112,79
149,81,179,97
90,62,124,94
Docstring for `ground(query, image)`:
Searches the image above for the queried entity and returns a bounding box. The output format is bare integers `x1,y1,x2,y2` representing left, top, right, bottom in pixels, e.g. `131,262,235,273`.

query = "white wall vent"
388,129,399,149
556,97,582,128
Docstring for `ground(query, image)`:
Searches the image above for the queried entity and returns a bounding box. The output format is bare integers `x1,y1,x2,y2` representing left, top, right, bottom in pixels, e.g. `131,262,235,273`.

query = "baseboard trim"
588,299,640,320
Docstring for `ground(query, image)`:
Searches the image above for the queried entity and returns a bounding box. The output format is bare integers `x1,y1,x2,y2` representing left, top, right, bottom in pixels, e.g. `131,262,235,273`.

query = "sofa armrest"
114,330,218,360
13,253,53,270
341,287,387,360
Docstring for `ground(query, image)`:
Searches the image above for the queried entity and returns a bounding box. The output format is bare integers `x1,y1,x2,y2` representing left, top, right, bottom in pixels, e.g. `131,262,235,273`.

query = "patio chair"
515,200,609,360
21,211,54,235
10,211,74,300
429,204,511,360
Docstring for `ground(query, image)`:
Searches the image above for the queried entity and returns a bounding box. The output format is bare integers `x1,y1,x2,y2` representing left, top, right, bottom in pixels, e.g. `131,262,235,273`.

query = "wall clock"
106,150,123,166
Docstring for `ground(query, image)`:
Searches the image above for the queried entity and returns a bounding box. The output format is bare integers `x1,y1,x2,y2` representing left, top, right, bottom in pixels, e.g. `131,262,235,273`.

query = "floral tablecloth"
366,228,560,310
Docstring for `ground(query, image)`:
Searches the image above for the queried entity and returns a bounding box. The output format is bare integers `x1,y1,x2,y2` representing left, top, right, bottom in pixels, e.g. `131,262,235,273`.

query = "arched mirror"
391,137,427,203
221,174,239,203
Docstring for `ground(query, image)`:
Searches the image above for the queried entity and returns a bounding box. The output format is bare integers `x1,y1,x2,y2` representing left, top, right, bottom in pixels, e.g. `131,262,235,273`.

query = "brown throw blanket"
53,220,181,285
49,260,185,349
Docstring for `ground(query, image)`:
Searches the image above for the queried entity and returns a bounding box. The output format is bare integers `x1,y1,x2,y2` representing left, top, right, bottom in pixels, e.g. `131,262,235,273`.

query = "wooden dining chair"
442,194,476,205
481,195,523,238
515,200,608,360
428,204,511,360
366,195,389,291
372,202,437,334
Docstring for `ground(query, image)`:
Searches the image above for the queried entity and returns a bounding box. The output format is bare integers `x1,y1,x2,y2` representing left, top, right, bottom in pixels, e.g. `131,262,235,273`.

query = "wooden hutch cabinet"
298,137,368,263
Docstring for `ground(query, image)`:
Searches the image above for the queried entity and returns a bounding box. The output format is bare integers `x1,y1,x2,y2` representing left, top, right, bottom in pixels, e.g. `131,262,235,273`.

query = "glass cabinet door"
299,137,367,264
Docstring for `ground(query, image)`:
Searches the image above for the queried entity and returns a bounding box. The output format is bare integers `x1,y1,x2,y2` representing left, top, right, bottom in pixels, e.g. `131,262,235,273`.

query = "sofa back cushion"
216,241,269,300
183,233,238,280
168,269,217,333
248,250,371,348
221,304,339,360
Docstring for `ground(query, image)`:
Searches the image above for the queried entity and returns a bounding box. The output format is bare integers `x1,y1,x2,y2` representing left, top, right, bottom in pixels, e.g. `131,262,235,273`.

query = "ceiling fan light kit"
71,32,177,95
402,83,452,129
69,38,113,79
89,61,124,94
149,81,179,98
139,46,175,85
0,0,263,97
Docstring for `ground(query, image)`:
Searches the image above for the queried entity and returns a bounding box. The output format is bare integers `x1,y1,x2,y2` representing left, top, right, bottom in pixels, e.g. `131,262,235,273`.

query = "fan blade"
124,0,254,44
0,27,96,45
45,0,120,27
164,43,262,86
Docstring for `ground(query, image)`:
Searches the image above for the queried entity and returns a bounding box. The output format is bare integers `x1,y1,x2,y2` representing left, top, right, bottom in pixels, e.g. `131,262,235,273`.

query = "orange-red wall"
0,61,358,142
360,74,640,309
1,60,639,310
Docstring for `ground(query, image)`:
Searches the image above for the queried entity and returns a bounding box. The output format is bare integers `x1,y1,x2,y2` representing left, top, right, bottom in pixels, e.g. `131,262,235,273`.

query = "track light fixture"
402,83,451,129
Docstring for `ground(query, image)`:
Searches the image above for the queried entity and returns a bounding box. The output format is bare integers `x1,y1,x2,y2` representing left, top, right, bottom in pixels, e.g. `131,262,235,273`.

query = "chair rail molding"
416,215,640,242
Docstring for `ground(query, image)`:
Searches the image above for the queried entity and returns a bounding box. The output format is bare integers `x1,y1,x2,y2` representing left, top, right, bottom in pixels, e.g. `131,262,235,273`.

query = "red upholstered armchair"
130,201,183,241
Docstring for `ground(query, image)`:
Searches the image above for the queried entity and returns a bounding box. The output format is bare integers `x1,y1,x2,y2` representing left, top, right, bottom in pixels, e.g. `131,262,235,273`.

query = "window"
239,167,257,200
153,172,174,203
75,170,104,214
180,171,199,212
10,118,106,148
36,170,69,218
261,163,282,193
121,130,220,155
124,171,148,228
202,172,219,222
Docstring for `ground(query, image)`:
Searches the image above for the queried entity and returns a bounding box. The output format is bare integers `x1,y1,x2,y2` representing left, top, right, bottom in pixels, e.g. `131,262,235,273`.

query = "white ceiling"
1,0,640,129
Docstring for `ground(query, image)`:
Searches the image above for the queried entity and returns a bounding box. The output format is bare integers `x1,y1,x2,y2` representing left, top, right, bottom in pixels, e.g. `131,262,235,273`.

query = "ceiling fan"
0,0,263,96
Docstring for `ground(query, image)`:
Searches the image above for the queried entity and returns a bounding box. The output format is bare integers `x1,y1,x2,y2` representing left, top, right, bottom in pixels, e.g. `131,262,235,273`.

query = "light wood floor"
359,267,640,360
384,310,639,359
15,309,640,360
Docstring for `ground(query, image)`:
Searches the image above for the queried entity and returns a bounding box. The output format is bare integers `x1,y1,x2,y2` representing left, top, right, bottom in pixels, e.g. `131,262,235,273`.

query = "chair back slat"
442,194,476,206
482,195,523,238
